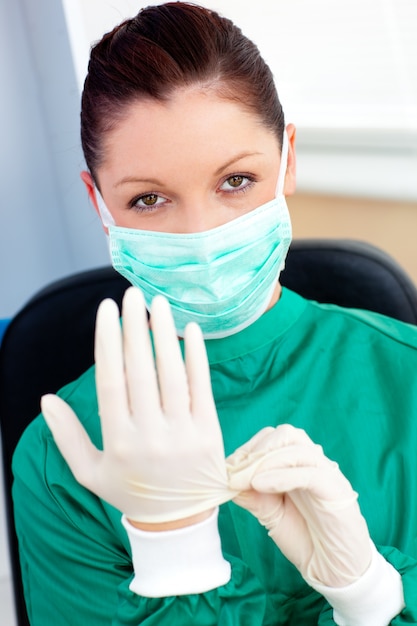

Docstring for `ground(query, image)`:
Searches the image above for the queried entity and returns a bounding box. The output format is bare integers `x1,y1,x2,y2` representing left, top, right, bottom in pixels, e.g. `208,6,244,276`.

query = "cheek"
249,178,278,207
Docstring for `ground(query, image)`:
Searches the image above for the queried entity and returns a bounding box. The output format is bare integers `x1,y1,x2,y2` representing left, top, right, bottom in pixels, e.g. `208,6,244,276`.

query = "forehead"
99,88,279,179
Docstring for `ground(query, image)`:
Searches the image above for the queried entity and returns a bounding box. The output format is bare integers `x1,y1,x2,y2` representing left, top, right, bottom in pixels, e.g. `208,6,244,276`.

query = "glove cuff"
122,508,231,597
312,541,405,626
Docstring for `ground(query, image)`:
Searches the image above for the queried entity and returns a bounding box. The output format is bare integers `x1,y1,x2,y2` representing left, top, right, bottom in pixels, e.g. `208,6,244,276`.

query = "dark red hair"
81,2,285,182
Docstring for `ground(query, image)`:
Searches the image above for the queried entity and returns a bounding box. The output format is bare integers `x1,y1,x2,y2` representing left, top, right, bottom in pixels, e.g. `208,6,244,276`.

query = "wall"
289,193,417,283
0,0,108,319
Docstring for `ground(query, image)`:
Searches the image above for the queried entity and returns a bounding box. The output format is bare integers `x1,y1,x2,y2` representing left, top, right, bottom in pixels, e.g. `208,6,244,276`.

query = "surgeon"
12,3,417,625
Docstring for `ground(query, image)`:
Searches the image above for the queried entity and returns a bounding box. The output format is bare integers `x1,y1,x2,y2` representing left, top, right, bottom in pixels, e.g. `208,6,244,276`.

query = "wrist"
127,508,214,532
312,542,405,626
122,507,231,597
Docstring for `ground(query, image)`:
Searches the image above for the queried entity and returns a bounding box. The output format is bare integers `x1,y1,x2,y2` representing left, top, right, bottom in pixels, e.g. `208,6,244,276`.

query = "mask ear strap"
275,129,289,196
96,189,116,228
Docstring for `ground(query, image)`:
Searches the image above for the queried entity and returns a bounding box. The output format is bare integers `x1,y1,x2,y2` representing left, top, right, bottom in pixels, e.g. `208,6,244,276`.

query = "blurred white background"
1,2,417,624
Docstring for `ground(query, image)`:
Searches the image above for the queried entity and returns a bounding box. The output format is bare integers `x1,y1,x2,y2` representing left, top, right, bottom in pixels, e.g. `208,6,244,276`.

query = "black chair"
1,238,417,626
281,239,417,323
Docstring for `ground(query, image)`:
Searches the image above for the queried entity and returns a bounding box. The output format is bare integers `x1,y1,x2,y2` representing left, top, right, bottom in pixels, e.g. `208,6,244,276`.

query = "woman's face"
83,87,296,233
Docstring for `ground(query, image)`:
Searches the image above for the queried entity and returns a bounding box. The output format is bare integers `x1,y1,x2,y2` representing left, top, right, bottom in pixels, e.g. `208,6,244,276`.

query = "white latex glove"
41,287,235,524
227,425,372,588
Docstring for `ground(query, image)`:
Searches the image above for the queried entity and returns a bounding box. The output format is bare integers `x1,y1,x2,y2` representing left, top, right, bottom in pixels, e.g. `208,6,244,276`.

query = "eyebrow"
113,151,264,189
113,176,164,189
214,151,263,176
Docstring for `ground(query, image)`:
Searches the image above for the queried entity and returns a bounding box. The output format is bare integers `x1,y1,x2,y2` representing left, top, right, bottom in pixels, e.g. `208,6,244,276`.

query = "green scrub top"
12,288,417,624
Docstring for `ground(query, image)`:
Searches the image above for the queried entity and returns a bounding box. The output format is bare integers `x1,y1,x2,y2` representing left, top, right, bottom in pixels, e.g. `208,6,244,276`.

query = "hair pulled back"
81,2,285,181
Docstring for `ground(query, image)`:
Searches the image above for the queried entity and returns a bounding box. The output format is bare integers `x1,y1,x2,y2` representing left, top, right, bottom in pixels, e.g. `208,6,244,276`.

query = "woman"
13,3,417,624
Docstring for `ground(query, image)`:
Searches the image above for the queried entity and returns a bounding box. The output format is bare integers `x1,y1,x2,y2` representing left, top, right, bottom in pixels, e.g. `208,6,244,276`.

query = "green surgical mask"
97,133,292,339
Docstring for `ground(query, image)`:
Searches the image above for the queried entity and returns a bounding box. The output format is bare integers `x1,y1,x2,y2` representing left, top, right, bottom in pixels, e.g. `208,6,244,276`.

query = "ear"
283,123,296,196
80,171,108,233
81,170,99,211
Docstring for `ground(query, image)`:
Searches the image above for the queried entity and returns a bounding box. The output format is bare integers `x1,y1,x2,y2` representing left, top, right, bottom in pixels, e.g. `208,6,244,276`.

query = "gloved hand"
41,287,235,524
227,425,372,588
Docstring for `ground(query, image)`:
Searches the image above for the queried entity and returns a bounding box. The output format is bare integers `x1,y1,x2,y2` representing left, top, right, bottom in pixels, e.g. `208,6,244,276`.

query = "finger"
151,295,189,417
232,490,288,538
227,429,276,491
252,465,325,494
251,460,356,504
122,287,160,417
228,425,323,478
228,425,313,470
95,298,130,442
226,428,275,469
184,322,217,419
248,441,327,473
256,424,315,451
228,434,330,493
232,488,276,514
41,394,101,491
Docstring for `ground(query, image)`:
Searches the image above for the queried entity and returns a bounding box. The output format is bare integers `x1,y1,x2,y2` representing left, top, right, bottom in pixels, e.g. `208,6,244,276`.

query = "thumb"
41,394,100,488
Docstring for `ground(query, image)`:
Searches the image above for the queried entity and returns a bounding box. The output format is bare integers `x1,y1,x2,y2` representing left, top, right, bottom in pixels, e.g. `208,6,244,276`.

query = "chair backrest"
0,320,10,346
282,239,417,323
0,267,130,626
1,238,417,626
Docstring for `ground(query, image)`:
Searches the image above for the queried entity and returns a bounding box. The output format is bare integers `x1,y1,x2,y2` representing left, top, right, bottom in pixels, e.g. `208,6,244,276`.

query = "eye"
140,194,158,206
219,174,254,193
130,193,168,212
